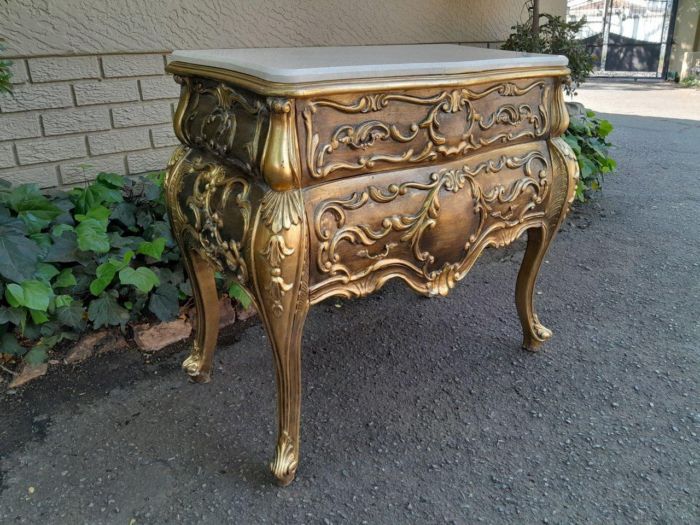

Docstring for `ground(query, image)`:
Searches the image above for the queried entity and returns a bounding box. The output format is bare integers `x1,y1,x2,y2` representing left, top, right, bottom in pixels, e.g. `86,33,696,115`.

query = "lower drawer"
304,141,554,302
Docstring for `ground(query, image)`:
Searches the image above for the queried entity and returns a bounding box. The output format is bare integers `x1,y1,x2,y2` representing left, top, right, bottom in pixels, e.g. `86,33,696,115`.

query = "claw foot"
522,315,553,352
270,431,298,486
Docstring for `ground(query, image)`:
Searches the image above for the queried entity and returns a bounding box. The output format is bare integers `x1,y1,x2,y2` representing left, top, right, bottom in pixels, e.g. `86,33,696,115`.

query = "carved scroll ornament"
167,150,252,285
302,80,550,180
312,148,550,299
174,76,267,176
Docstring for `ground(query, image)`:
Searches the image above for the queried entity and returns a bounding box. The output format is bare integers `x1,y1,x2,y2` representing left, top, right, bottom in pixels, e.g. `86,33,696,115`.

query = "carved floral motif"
259,190,305,317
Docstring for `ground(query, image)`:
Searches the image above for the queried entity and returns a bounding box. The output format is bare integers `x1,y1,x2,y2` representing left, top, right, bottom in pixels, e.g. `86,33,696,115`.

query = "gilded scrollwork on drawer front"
174,76,268,175
301,80,550,181
309,146,550,300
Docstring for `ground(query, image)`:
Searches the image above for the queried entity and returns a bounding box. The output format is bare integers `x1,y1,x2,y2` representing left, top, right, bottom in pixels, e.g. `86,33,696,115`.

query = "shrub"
0,172,250,371
503,3,615,200
502,9,594,94
680,75,699,89
563,109,616,201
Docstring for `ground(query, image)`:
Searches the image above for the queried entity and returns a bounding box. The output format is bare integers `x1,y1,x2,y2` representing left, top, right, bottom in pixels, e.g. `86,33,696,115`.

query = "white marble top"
169,45,568,83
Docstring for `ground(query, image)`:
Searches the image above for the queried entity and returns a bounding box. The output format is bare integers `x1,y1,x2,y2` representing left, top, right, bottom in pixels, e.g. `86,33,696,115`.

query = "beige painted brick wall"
0,53,177,187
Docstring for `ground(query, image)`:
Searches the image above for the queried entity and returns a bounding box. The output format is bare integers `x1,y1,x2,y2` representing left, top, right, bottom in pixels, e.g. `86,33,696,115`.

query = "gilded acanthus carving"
269,430,298,483
258,189,305,317
302,80,549,180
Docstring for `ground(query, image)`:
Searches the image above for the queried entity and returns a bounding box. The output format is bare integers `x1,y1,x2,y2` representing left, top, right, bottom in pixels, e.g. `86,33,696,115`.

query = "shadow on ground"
1,111,698,523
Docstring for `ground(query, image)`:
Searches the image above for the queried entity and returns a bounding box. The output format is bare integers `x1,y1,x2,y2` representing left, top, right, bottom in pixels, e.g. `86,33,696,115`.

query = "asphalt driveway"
1,81,699,524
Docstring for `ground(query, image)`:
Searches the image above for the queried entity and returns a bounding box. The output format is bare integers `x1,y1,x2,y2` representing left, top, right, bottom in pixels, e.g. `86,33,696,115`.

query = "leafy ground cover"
564,109,617,201
0,172,249,374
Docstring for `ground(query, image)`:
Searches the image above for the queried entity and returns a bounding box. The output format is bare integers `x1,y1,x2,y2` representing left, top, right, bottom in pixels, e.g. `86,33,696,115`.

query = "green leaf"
89,251,134,296
29,232,52,250
56,301,86,330
597,119,613,138
96,172,125,189
54,294,73,308
1,332,26,356
5,284,22,308
118,266,159,293
137,237,166,260
24,344,48,364
562,134,582,155
5,280,53,311
34,262,59,282
228,282,252,309
89,266,118,296
44,231,80,263
148,282,180,321
75,204,110,223
5,183,61,233
136,208,153,229
88,293,129,329
70,183,122,215
0,306,26,326
579,156,596,179
29,308,49,324
51,223,74,237
111,201,137,228
75,218,110,253
178,280,192,298
53,268,77,288
0,221,41,282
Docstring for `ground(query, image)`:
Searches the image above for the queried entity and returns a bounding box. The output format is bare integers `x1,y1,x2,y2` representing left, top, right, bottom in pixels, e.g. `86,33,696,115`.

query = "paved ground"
1,81,699,524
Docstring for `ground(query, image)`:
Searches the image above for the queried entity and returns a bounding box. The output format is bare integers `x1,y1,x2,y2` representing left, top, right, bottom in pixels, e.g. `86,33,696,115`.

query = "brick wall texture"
0,53,180,188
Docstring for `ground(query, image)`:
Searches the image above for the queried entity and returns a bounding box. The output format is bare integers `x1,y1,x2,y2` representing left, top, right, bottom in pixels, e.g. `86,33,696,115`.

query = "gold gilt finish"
164,61,578,485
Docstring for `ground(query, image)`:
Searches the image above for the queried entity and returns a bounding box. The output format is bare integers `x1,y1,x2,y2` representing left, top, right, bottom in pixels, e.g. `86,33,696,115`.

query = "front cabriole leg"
253,97,309,485
251,189,308,485
516,136,579,351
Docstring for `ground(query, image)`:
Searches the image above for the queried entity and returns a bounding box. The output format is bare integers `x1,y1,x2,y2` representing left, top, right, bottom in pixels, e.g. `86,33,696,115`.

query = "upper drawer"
296,77,557,186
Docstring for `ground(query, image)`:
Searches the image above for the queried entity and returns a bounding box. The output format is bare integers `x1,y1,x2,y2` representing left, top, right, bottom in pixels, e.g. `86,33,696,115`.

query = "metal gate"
567,0,677,77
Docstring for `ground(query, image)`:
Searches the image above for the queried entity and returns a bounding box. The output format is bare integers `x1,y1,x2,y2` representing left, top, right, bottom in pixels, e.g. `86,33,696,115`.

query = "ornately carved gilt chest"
164,45,579,485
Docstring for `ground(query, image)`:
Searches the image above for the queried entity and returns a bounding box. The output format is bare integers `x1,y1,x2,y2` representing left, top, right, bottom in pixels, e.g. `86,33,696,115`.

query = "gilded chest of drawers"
164,45,579,485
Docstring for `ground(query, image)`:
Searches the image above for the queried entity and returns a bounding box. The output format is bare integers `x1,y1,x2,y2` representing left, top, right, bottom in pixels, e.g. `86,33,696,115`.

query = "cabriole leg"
515,136,579,351
515,226,554,351
180,246,220,382
260,295,308,486
251,189,309,485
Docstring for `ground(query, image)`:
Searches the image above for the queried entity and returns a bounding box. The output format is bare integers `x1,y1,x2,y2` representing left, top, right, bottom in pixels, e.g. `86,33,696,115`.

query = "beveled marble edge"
169,45,568,84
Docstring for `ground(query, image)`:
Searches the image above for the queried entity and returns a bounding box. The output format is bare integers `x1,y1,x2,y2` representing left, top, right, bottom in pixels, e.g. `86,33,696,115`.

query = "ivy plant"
0,172,250,371
563,110,617,201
